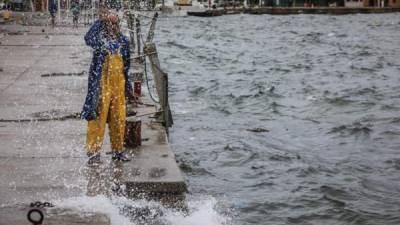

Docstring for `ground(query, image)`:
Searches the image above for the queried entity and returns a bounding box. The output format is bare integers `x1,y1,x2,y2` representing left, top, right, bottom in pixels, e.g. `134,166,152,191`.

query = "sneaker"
87,153,101,165
112,152,131,162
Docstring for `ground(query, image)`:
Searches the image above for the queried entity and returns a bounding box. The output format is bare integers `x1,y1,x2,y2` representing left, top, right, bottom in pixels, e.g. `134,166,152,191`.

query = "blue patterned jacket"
81,20,132,121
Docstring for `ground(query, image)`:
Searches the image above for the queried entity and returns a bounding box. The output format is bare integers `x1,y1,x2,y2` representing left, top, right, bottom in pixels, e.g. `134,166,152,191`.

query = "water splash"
55,195,233,225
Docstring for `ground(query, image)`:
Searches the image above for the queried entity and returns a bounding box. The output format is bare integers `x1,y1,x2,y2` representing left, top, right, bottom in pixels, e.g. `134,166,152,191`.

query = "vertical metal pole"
85,0,88,25
83,0,85,25
30,0,34,12
162,74,166,126
128,12,135,53
163,73,170,134
91,0,94,23
135,15,141,59
57,0,61,21
81,1,83,24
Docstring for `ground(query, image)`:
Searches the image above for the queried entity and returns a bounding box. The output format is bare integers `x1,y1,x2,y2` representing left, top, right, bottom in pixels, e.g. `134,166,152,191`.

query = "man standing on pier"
49,0,57,27
71,0,80,28
81,0,133,165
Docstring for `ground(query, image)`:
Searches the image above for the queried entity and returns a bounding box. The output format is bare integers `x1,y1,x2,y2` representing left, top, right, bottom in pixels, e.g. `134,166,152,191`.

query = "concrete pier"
0,23,185,224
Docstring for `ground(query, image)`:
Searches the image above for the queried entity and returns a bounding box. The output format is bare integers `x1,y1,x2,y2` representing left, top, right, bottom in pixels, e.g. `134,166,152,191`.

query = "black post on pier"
135,14,141,61
127,12,135,52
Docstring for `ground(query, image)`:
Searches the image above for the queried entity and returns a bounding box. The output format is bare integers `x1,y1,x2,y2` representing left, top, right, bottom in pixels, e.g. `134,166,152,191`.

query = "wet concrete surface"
1,204,110,225
0,24,185,224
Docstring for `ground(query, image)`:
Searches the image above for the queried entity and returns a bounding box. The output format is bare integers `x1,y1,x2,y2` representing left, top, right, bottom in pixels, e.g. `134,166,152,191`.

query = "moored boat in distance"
187,9,225,16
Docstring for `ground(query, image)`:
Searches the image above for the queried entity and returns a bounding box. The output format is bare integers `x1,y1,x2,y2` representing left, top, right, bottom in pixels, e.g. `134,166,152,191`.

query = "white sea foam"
55,195,133,225
165,197,232,225
55,195,232,225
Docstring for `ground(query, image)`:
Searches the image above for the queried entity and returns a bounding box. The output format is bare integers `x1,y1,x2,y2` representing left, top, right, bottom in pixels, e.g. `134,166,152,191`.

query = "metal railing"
124,11,173,132
144,42,173,130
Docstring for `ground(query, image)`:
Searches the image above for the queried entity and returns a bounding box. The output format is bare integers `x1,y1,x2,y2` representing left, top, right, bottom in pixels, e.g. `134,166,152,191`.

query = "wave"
328,123,373,135
55,195,233,225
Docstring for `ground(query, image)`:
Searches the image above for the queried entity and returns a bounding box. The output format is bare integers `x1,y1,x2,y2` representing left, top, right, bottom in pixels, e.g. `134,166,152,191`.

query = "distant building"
10,0,24,10
363,0,400,7
34,0,48,11
388,0,400,7
31,0,86,12
345,0,363,7
291,0,331,7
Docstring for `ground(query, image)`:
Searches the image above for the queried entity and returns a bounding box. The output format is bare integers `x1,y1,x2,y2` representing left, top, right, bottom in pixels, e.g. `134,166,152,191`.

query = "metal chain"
143,55,160,104
30,201,55,208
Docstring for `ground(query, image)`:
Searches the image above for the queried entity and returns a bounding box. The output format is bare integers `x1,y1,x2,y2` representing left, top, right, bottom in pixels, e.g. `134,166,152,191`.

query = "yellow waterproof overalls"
86,49,126,154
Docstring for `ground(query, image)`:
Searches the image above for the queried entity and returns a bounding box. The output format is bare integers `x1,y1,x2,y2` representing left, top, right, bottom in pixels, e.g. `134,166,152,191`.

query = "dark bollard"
124,116,141,148
134,80,141,96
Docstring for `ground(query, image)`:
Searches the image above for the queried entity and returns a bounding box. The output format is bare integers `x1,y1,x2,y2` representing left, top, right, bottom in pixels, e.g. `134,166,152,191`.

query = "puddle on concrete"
0,110,80,123
29,109,80,121
41,71,86,77
31,109,70,118
6,31,25,35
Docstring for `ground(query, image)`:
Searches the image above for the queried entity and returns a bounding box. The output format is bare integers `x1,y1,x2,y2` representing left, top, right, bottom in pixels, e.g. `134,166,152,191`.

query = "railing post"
127,12,135,52
135,14,141,60
162,72,172,134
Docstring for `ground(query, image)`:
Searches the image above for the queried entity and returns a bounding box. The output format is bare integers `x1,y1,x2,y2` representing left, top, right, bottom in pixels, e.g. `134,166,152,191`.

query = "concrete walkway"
0,24,185,224
0,10,97,26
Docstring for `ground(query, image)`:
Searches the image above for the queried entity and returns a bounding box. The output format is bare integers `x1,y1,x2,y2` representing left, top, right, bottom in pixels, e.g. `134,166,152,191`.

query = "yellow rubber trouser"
86,53,126,154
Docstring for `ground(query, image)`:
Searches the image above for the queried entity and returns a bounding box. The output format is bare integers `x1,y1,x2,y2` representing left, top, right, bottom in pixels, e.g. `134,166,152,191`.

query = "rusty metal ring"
27,209,44,225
